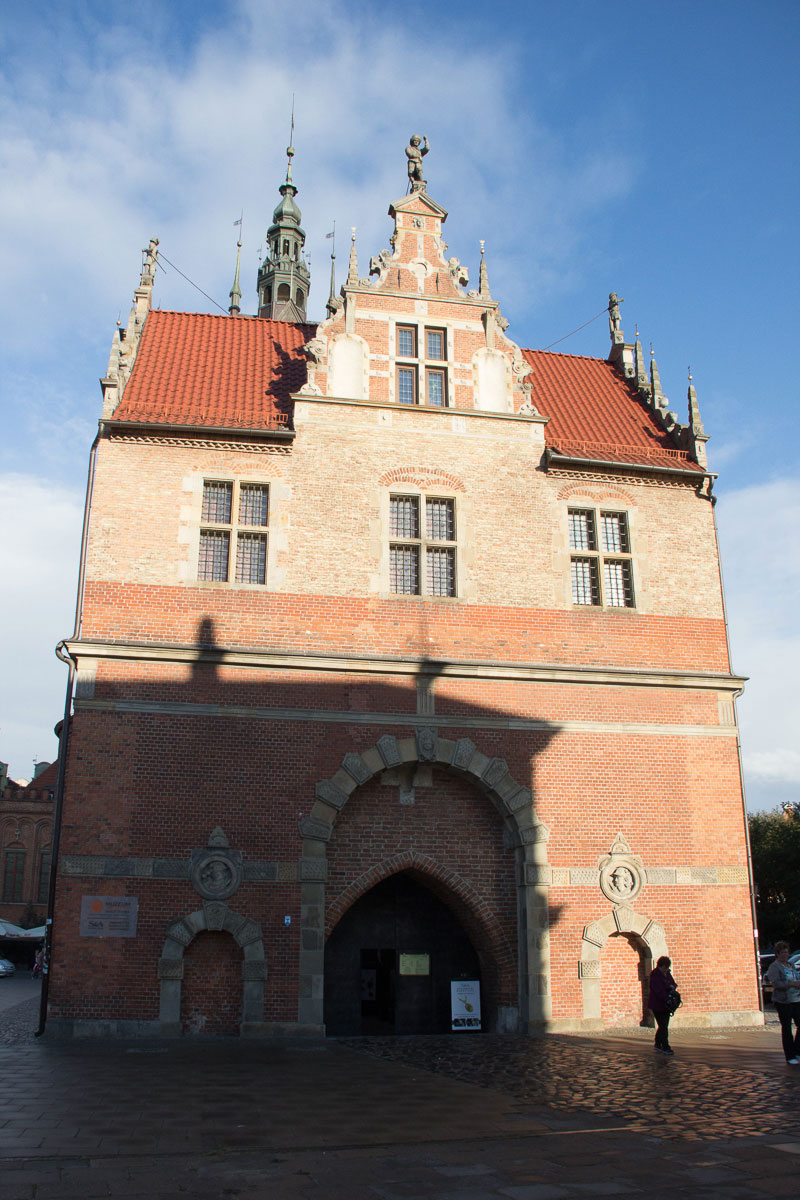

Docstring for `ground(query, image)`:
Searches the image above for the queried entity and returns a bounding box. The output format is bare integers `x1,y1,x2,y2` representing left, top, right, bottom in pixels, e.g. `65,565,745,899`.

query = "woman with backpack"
649,955,680,1055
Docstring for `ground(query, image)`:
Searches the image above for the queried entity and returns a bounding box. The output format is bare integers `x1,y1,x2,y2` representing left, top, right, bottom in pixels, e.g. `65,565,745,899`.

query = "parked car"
0,958,15,977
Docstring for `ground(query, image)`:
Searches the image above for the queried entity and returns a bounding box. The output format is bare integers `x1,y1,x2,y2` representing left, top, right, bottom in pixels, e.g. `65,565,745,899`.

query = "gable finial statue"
406,134,429,192
608,291,624,337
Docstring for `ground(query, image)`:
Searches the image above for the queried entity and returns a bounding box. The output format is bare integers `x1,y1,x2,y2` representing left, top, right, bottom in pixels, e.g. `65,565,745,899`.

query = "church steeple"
256,135,311,322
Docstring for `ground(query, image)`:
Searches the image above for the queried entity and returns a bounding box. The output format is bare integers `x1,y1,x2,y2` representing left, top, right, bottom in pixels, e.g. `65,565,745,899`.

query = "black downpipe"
36,432,100,1037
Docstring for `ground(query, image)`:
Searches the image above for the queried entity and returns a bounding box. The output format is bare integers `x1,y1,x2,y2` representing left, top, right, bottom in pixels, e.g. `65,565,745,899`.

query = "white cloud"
0,475,83,779
716,478,800,809
0,0,635,354
747,750,800,785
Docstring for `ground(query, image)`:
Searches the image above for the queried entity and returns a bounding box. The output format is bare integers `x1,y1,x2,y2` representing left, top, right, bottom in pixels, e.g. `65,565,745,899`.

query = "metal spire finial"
229,213,243,315
285,97,296,183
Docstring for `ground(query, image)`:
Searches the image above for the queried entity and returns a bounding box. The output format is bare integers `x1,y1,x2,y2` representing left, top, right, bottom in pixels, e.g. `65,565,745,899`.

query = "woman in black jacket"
649,955,679,1055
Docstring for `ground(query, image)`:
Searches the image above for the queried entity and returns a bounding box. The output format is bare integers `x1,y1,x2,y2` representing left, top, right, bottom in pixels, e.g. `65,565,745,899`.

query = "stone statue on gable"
608,291,624,336
406,134,429,191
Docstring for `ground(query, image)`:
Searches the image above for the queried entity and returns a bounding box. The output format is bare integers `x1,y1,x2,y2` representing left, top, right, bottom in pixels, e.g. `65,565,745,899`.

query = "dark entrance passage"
324,872,481,1036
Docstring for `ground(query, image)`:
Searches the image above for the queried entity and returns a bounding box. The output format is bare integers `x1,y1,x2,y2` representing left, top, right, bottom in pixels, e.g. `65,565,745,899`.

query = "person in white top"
765,941,800,1064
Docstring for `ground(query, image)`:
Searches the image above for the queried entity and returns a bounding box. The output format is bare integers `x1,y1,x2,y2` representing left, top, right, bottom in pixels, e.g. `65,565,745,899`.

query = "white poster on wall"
450,979,481,1030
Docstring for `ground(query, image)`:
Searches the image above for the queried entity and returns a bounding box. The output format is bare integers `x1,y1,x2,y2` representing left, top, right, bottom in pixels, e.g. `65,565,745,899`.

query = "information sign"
80,896,139,938
399,953,430,976
450,979,481,1030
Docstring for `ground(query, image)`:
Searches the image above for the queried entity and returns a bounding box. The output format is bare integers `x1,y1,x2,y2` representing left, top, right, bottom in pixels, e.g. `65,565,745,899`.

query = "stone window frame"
2,848,25,902
37,849,52,906
387,490,459,598
567,506,636,609
392,322,450,408
195,478,271,589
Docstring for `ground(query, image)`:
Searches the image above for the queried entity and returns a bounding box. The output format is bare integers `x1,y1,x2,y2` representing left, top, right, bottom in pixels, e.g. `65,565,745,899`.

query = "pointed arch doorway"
324,871,482,1036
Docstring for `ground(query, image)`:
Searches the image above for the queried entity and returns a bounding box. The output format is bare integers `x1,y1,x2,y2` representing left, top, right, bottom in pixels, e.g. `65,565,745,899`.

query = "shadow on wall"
54,611,574,1038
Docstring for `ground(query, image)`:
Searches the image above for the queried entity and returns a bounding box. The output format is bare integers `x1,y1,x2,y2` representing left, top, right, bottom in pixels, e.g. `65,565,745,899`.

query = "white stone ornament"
598,833,645,906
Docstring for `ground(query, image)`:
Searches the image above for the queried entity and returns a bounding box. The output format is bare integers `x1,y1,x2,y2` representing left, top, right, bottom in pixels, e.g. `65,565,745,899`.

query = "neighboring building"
1,760,55,928
48,140,757,1038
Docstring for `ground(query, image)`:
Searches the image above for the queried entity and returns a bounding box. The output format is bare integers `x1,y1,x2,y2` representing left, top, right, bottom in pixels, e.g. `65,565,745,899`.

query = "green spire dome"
257,142,310,321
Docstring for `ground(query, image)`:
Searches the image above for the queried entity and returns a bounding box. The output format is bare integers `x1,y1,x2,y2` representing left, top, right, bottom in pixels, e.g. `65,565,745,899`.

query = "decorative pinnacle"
229,237,242,316
649,344,666,407
327,236,337,317
634,331,649,392
347,227,358,285
478,241,491,298
687,369,705,435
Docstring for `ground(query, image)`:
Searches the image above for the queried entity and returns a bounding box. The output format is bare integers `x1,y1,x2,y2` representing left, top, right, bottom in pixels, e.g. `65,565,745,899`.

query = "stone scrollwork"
369,249,393,278
598,833,645,906
190,827,243,901
447,257,469,288
416,726,437,762
303,337,327,364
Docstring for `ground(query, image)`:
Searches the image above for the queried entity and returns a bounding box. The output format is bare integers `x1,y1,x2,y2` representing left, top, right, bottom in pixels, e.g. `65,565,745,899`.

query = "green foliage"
749,809,800,950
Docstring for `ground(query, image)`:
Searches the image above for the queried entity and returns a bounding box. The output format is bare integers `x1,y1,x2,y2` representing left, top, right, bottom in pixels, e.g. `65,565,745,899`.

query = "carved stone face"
611,866,634,896
410,135,421,147
190,850,242,900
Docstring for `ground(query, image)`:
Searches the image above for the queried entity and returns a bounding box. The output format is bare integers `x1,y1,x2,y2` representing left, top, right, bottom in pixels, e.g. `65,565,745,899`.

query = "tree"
749,807,800,950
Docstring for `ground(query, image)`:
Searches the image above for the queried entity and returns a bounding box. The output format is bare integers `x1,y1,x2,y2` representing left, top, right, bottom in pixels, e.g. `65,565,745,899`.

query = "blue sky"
0,0,797,810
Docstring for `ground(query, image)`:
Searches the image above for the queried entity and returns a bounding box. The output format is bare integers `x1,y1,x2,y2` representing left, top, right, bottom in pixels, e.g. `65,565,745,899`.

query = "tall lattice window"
3,850,25,903
390,495,456,596
37,851,51,906
393,324,449,406
568,508,634,608
198,480,269,585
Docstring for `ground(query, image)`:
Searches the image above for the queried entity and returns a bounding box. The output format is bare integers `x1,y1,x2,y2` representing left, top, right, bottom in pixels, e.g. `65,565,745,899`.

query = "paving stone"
2,1009,800,1198
498,1187,570,1199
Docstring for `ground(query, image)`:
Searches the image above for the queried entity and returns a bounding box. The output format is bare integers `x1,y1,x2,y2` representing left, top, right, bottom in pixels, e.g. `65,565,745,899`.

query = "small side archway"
579,907,668,1023
157,900,267,1036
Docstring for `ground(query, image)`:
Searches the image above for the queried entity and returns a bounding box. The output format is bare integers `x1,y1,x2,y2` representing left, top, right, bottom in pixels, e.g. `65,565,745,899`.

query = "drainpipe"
36,431,100,1037
710,495,762,1016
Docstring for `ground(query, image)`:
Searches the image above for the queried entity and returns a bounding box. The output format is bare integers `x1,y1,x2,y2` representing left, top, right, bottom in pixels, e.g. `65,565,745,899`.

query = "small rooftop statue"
406,134,429,191
608,291,624,335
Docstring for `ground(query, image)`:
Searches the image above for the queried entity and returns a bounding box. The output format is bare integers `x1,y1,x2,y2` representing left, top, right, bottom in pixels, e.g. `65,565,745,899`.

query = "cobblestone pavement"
0,987,40,1045
2,998,800,1198
342,1025,798,1141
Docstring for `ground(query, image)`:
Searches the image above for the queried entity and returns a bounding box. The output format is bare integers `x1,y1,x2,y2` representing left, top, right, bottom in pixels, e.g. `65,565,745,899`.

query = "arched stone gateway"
157,900,267,1036
298,728,551,1034
579,907,668,1024
325,853,518,1034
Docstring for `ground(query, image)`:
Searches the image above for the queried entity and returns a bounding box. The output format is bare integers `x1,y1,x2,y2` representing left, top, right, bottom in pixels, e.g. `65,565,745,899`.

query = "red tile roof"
522,349,701,472
112,311,701,471
15,761,58,794
113,311,315,430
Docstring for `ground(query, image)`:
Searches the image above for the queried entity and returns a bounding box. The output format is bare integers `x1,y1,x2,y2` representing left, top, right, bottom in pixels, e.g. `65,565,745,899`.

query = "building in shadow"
47,138,756,1038
1,760,55,932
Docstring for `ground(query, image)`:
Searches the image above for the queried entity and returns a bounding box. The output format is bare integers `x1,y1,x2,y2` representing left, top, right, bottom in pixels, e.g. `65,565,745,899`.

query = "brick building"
47,139,758,1038
1,760,55,929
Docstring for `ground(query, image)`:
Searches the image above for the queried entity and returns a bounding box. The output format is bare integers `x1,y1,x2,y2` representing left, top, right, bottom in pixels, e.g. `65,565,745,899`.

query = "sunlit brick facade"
47,146,758,1038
